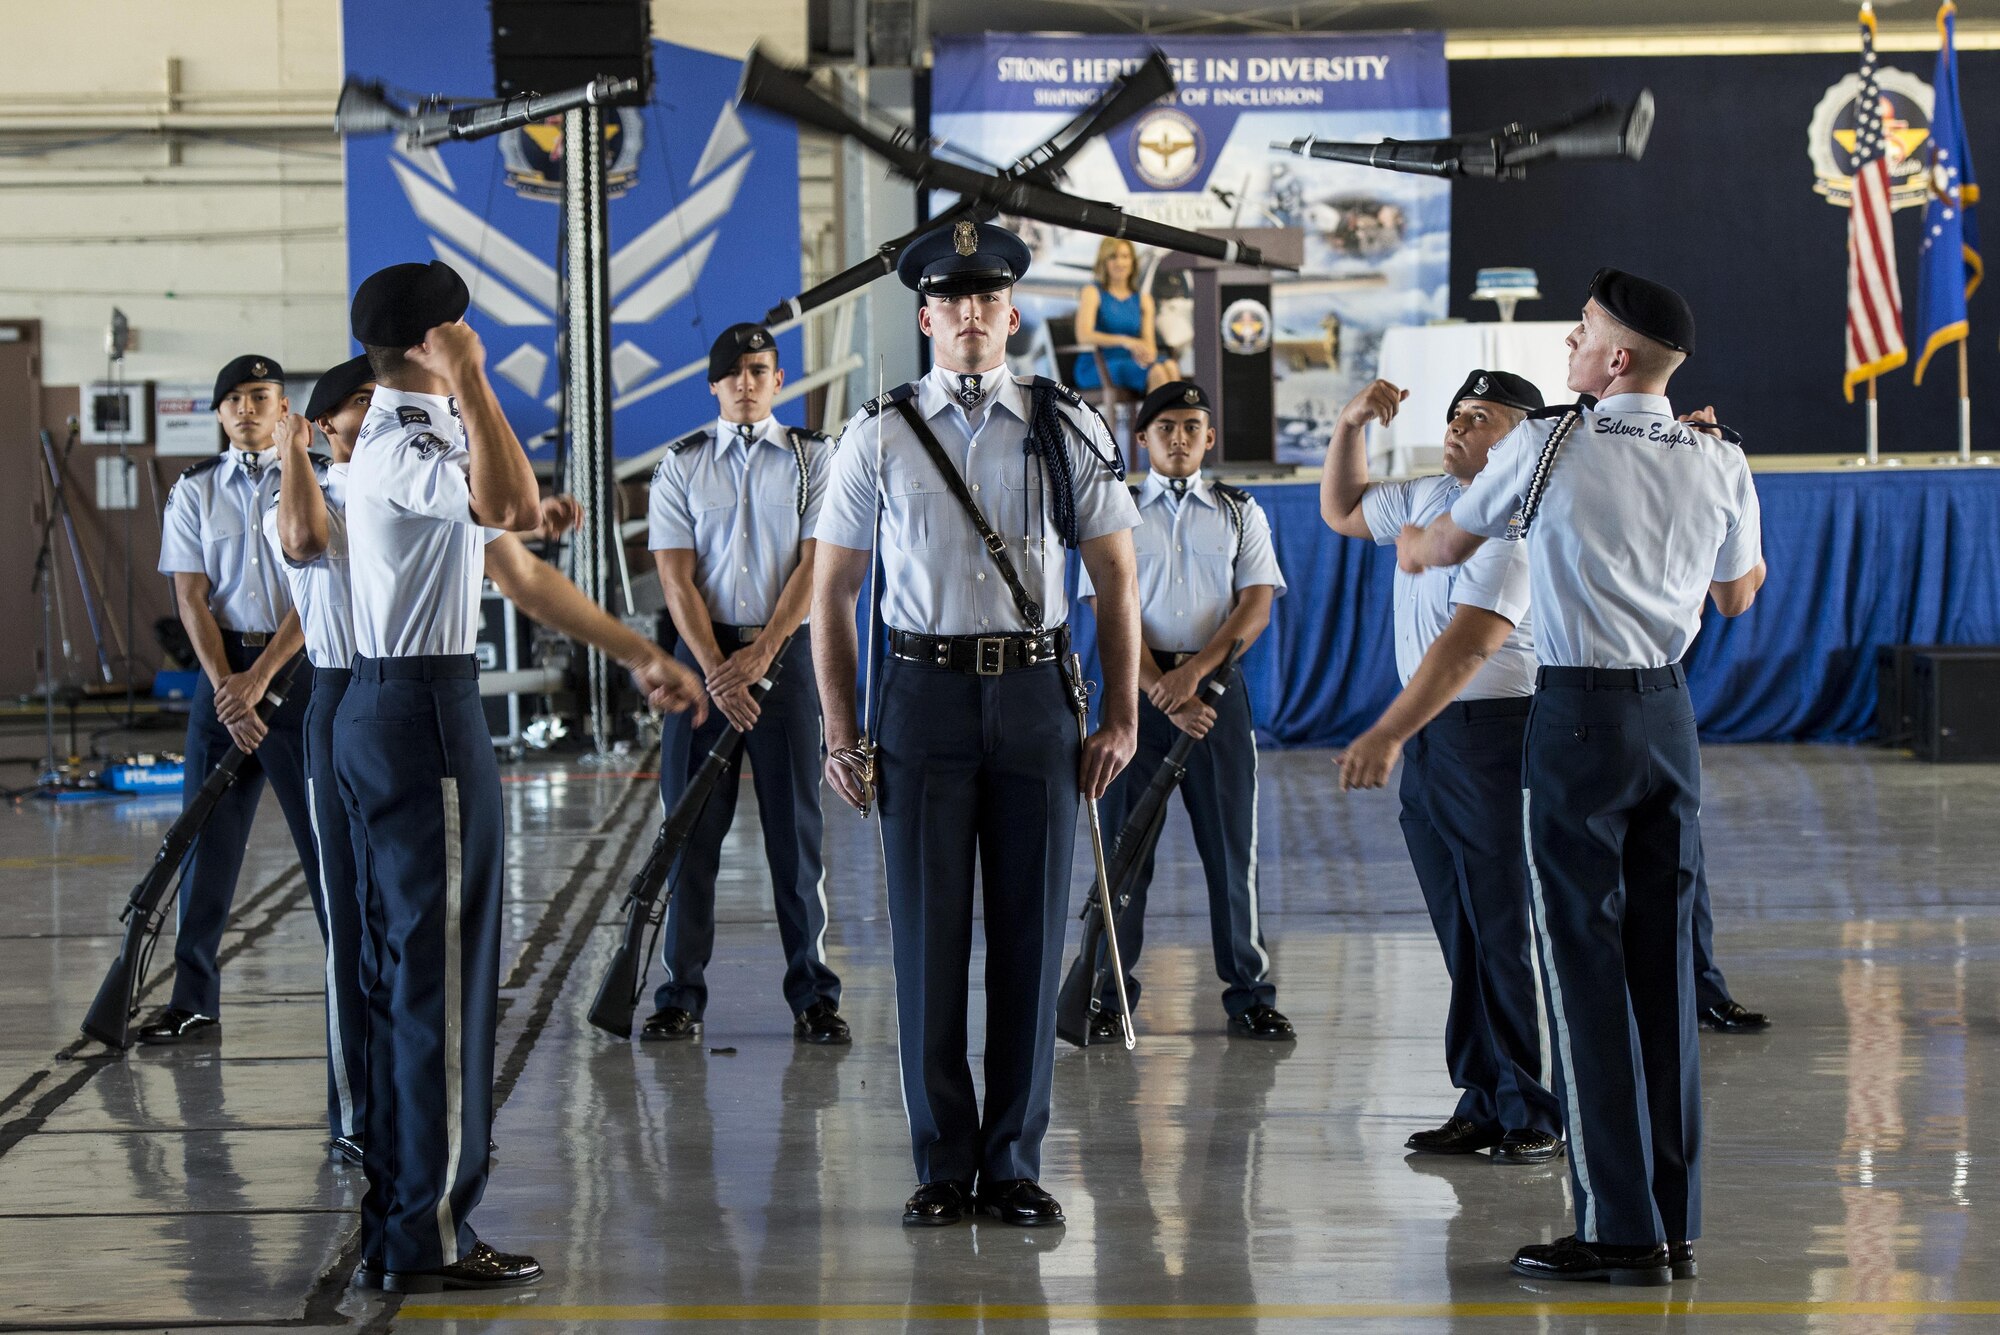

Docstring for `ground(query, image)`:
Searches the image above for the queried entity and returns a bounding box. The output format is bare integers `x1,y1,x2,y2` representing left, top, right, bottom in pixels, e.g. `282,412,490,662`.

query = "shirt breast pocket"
884,473,941,551
687,481,737,515
752,465,801,516
201,513,250,572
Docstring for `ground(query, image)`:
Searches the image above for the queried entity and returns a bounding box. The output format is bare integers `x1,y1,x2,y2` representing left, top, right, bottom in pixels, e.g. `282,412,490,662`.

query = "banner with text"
342,0,801,458
932,32,1448,463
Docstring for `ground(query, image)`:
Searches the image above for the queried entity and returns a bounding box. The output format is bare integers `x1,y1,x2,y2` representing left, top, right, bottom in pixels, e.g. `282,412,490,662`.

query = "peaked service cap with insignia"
707,323,779,383
211,354,286,411
895,220,1032,297
1133,379,1212,435
1588,267,1696,355
1446,368,1544,423
303,353,375,423
350,260,471,347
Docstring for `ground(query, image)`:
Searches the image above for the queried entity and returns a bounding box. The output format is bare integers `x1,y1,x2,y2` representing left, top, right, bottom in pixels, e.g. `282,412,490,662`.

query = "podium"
1159,228,1303,467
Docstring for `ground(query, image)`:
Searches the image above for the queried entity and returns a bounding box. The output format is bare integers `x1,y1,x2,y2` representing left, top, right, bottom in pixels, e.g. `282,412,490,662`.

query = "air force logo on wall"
1809,68,1934,210
1221,298,1272,356
1131,108,1205,190
382,99,755,404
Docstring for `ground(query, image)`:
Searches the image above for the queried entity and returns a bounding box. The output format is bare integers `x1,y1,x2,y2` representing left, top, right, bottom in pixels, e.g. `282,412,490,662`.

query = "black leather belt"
1536,664,1686,692
220,629,272,648
712,622,766,646
1150,648,1198,672
350,654,479,682
1438,694,1532,722
889,627,1068,676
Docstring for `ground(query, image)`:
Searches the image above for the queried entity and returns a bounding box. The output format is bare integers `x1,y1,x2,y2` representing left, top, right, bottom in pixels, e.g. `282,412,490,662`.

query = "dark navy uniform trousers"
1524,666,1703,1249
1097,670,1275,1019
654,629,837,1018
304,666,367,1144
334,655,504,1273
1398,697,1561,1138
171,632,322,1017
1690,841,1737,1011
878,655,1077,1185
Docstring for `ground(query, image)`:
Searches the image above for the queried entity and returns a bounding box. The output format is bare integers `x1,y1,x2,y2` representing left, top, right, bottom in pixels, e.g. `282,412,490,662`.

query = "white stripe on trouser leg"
435,778,465,1264
1244,737,1270,981
1522,787,1596,1241
307,778,357,1139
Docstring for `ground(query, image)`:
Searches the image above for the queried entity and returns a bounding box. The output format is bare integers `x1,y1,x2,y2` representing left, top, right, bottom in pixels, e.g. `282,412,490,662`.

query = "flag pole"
1957,339,1974,461
1867,375,1880,465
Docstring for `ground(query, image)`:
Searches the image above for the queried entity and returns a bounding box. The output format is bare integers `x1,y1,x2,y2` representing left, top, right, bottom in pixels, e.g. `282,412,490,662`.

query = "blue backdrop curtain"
1061,470,2000,747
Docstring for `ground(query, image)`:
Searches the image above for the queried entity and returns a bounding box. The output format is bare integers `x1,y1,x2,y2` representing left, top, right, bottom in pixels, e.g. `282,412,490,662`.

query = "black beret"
304,353,375,423
896,219,1032,296
707,323,778,383
1446,368,1544,423
211,354,285,411
1589,267,1695,355
1134,379,1212,435
350,260,470,347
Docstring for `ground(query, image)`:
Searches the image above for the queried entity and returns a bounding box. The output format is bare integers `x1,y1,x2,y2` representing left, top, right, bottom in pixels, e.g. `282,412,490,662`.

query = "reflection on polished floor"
2,744,1998,1332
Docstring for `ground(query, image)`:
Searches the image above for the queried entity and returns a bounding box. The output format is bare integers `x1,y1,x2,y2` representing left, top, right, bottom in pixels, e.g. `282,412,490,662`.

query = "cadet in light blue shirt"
641,322,846,1047
139,354,324,1047
1321,367,1563,1170
1399,268,1766,1287
1074,379,1292,1043
812,221,1141,1230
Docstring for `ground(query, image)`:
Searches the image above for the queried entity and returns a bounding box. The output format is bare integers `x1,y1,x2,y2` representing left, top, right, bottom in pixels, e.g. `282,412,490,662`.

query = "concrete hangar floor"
0,742,1996,1333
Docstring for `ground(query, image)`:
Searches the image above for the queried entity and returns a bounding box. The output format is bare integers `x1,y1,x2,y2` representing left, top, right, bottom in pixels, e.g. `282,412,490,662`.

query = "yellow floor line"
400,1299,2000,1321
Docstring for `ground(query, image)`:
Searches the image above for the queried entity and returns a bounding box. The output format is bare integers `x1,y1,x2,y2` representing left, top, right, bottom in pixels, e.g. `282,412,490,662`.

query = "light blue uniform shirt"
646,415,829,626
1363,474,1536,700
159,447,309,633
1452,392,1763,669
262,464,355,670
817,365,1140,635
345,388,502,659
1077,471,1286,652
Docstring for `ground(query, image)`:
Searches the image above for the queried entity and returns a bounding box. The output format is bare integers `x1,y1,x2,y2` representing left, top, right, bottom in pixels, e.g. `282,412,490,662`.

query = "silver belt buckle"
739,624,765,643
975,637,1007,676
239,631,269,647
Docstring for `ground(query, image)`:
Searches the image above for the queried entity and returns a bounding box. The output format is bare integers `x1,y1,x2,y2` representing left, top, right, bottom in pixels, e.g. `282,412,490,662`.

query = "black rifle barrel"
588,638,793,1038
407,75,642,148
81,656,306,1050
1055,640,1245,1048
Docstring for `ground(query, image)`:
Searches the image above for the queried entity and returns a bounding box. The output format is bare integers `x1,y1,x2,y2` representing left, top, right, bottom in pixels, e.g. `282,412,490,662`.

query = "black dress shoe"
976,1178,1065,1227
1086,1010,1123,1044
1669,1241,1697,1279
381,1241,542,1293
352,1261,384,1291
1493,1129,1565,1164
137,1008,218,1044
1228,1004,1296,1041
328,1135,365,1167
903,1179,973,1227
1405,1116,1503,1155
639,1007,700,1042
794,1001,852,1046
1511,1235,1671,1286
1700,1000,1771,1033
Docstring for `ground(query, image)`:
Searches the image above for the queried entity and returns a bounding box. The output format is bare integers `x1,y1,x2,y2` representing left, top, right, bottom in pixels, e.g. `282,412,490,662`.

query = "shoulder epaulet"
1212,480,1252,507
1029,375,1085,408
1211,480,1251,553
784,425,834,450
667,427,710,456
178,455,224,481
1528,396,1596,420
308,450,331,473
1028,376,1123,478
862,383,918,417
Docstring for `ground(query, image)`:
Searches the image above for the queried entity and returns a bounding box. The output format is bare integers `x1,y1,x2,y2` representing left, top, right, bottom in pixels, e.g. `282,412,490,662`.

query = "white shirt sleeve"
1452,420,1544,539
813,409,881,551
1359,478,1418,545
1712,450,1764,582
1233,498,1286,597
1068,407,1141,543
1450,537,1532,628
647,456,695,551
1077,555,1097,599
157,472,207,575
800,434,832,542
380,431,477,526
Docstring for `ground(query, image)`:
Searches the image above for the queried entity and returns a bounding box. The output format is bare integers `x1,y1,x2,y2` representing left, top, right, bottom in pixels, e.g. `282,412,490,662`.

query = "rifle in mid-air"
1055,641,1244,1049
589,638,792,1038
82,656,306,1050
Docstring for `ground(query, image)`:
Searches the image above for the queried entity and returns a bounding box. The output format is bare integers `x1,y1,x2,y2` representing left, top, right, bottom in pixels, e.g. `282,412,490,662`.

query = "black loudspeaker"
477,588,526,747
1911,651,2000,763
491,1,653,100
1876,644,1961,746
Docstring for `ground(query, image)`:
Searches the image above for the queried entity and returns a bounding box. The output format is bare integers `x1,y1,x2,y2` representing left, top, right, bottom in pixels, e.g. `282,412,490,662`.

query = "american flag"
1845,4,1908,400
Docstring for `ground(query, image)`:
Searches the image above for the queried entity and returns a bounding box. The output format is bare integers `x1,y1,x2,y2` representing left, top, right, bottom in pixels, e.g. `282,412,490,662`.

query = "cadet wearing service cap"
1399,268,1766,1286
140,354,327,1045
1321,366,1563,1168
1077,379,1293,1043
812,220,1142,1228
336,259,550,1292
642,321,846,1046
